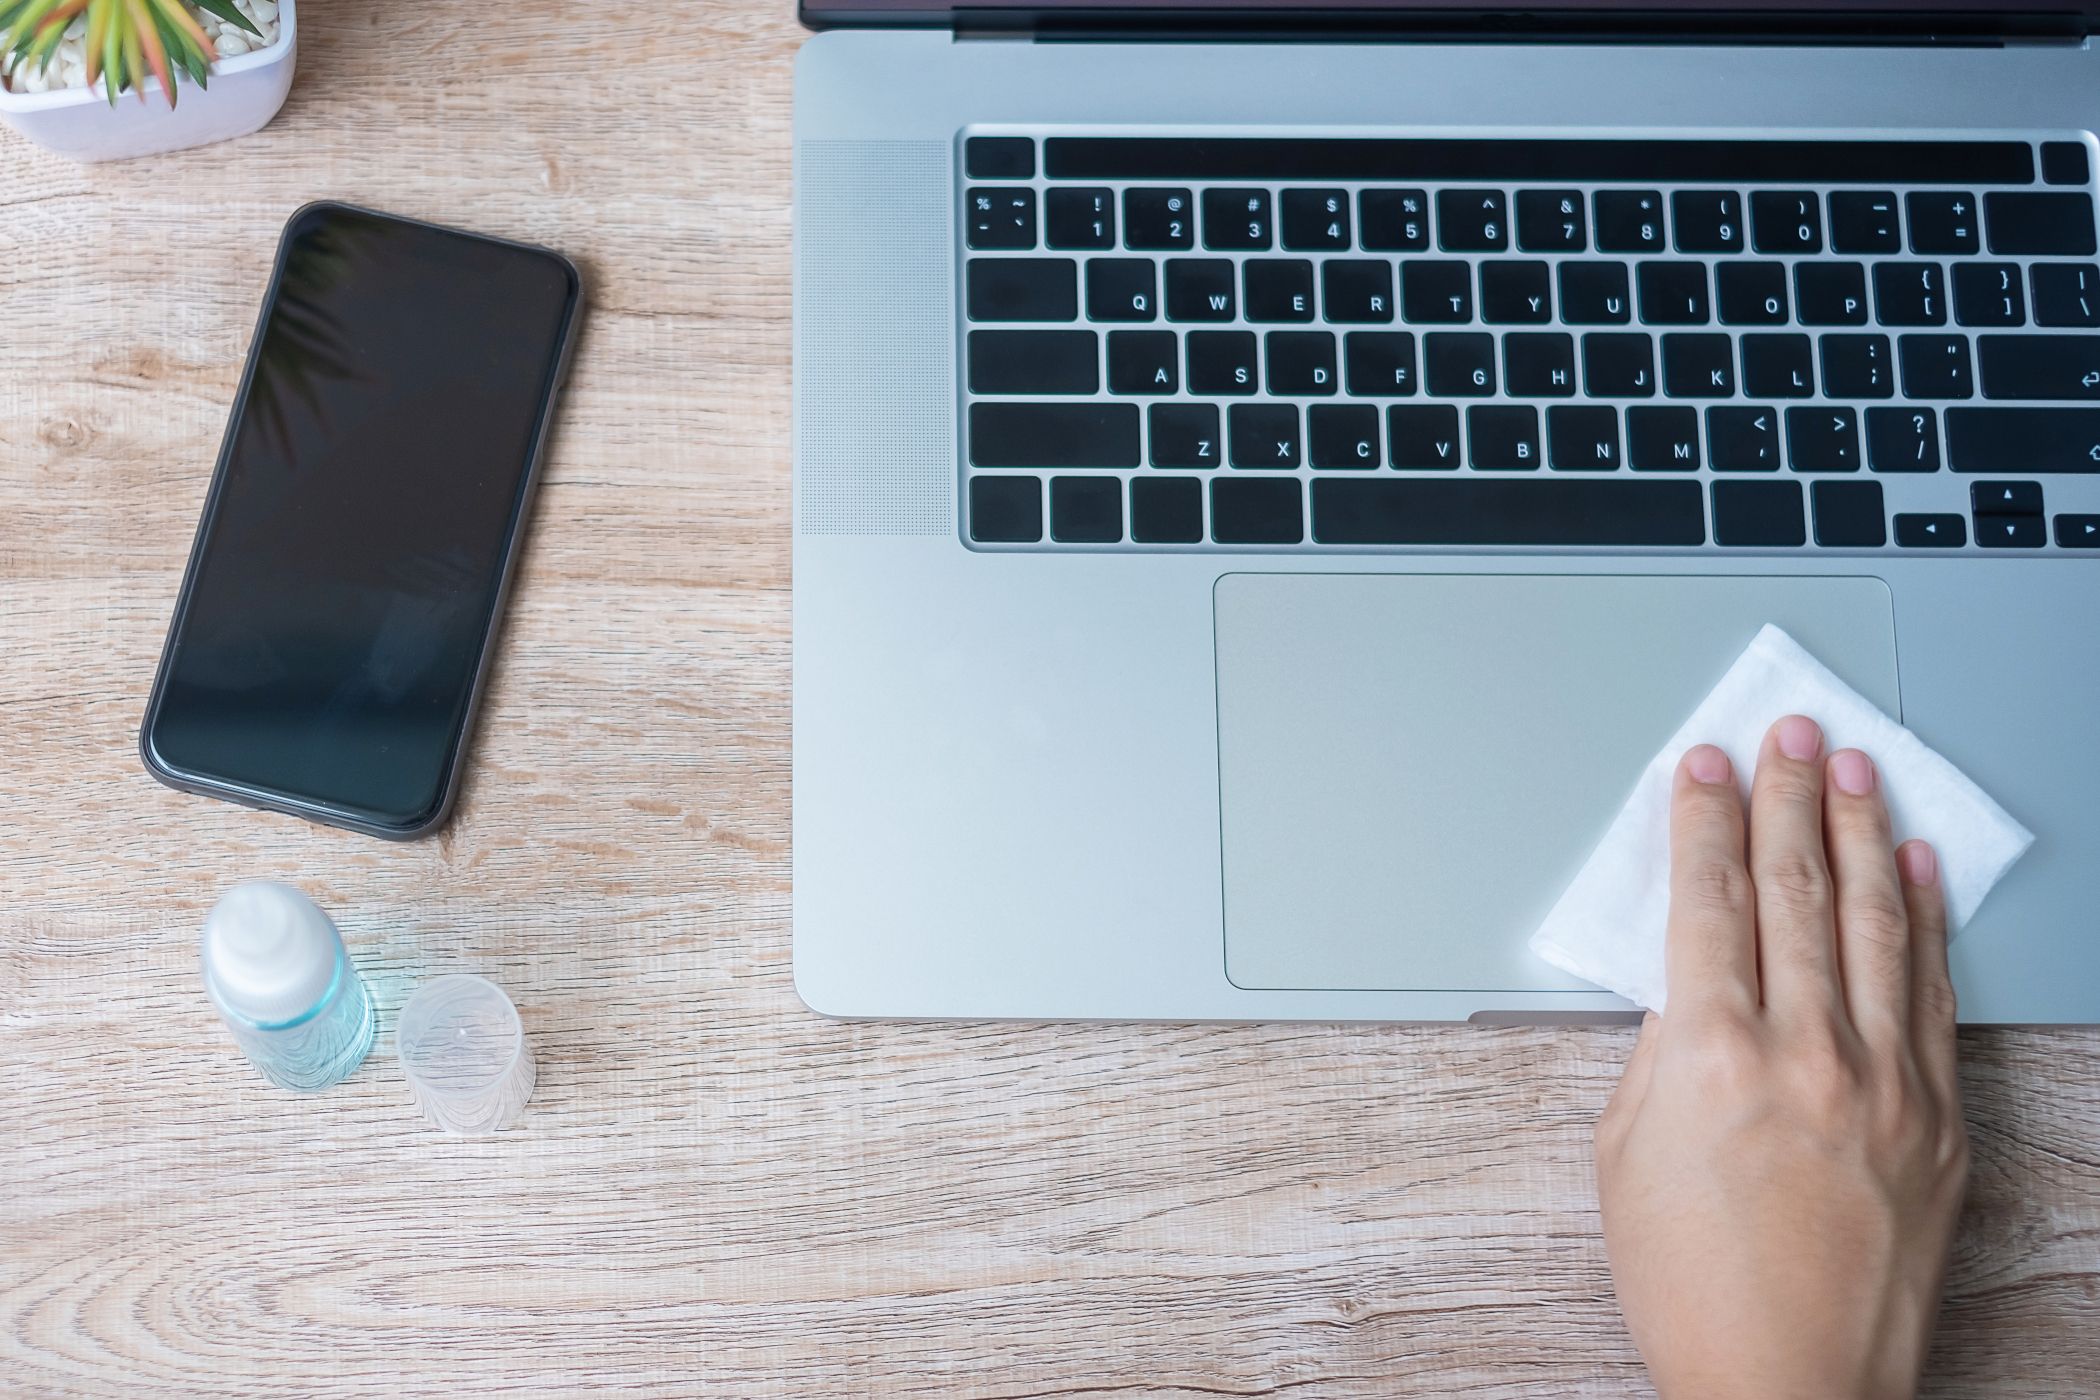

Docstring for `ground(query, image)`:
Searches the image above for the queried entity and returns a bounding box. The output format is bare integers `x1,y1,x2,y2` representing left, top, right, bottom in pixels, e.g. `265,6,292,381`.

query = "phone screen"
145,204,580,834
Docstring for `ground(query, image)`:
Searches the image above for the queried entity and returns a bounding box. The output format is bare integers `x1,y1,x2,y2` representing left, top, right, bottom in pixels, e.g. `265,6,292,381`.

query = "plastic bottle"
201,882,375,1091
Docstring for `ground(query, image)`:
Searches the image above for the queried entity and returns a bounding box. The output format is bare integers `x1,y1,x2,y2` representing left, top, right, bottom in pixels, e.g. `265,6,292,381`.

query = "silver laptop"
791,1,2100,1023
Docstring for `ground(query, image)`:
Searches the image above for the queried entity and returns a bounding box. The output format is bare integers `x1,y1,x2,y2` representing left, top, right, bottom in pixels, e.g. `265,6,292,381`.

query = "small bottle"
201,882,375,1092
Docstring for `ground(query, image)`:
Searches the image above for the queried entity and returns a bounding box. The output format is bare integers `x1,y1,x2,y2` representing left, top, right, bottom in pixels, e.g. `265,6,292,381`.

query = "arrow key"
1971,480,2043,516
1977,514,2048,548
2056,513,2100,548
1895,513,1966,548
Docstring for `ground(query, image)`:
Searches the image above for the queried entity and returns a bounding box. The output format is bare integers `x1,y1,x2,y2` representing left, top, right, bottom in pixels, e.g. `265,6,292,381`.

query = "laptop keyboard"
957,133,2100,552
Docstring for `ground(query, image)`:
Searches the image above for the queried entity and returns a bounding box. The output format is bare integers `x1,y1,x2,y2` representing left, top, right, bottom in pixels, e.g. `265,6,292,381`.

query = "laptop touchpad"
1215,573,1898,992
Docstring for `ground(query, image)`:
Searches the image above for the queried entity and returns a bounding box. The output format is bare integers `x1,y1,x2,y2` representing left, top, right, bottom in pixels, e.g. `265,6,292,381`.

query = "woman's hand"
1595,715,1969,1400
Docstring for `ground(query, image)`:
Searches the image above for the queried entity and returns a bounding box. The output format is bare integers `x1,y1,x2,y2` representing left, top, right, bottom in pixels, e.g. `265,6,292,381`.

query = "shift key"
969,402,1140,468
1946,407,2100,473
1977,335,2100,401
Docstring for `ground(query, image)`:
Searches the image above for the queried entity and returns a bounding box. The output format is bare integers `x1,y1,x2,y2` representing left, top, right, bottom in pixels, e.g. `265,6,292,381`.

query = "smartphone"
141,202,583,839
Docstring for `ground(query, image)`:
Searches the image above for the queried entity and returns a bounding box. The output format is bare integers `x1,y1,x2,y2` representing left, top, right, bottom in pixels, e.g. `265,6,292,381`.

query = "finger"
1600,1013,1662,1150
1665,745,1758,1017
1824,748,1913,1045
1899,840,1960,1107
1748,715,1843,1021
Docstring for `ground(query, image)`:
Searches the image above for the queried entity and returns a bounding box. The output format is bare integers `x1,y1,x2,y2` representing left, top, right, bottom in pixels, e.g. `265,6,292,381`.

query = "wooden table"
4,5,2098,1394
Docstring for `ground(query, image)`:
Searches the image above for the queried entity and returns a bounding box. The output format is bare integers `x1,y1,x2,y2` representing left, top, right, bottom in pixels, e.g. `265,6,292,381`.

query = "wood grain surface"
3,4,2098,1395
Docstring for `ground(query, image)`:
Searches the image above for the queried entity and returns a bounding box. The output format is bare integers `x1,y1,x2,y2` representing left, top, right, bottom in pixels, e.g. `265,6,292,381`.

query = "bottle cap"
202,882,345,1026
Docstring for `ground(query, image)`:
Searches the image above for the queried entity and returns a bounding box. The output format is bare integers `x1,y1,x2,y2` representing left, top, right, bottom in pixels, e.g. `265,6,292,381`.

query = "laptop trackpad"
1215,573,1898,992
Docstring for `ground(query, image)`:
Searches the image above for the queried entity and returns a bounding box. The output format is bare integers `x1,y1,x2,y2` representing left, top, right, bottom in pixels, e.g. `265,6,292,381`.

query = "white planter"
0,0,295,163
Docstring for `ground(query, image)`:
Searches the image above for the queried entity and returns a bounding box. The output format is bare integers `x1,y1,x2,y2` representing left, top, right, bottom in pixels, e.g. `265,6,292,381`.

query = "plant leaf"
187,0,257,37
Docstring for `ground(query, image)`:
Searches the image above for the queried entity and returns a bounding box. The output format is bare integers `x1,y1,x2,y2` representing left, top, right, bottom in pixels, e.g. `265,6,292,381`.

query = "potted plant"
0,0,294,162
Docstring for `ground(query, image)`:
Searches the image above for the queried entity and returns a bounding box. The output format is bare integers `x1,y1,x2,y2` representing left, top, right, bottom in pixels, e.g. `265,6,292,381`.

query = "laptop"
790,2,2100,1023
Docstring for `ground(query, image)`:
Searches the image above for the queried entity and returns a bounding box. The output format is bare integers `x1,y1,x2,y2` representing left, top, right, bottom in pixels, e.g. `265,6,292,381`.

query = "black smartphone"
141,202,583,839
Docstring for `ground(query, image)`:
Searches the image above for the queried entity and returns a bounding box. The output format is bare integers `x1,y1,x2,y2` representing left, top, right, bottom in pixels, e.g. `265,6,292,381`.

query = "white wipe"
1529,624,2034,1012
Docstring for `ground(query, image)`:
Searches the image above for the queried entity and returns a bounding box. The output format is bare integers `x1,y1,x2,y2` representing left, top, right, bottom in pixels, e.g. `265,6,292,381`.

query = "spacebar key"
1312,478,1707,546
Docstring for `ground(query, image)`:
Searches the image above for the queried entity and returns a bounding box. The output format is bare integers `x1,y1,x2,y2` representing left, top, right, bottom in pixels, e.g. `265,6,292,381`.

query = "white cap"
201,882,345,1025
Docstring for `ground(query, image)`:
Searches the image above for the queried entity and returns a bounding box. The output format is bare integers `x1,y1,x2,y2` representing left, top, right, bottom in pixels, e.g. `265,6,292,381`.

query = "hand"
1595,716,1969,1400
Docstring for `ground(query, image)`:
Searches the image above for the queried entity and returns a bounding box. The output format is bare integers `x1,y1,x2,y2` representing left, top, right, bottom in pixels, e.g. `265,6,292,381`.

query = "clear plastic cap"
395,974,535,1133
202,882,346,1026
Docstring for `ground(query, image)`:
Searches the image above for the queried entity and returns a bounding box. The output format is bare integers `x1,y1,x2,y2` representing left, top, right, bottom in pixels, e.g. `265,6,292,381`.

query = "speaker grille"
796,140,954,537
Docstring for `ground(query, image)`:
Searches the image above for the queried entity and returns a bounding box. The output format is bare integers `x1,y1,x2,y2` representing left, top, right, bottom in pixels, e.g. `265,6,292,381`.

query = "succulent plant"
1,0,261,106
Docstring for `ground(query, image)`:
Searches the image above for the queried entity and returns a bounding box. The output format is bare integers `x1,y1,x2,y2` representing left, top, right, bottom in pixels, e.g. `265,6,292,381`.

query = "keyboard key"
1281,188,1353,250
1124,188,1194,250
1309,404,1382,468
1438,188,1509,251
967,258,1077,321
1402,261,1473,323
1867,407,1942,472
1582,333,1657,397
1088,260,1158,322
1751,191,1823,254
969,475,1041,543
1244,259,1315,322
1229,404,1302,468
1211,477,1303,543
2056,513,2100,547
1786,407,1861,472
1424,332,1497,396
1873,262,1948,326
1387,404,1462,468
966,188,1036,250
2042,141,2092,187
1637,262,1710,325
965,137,1033,179
2032,264,2100,327
1186,330,1260,395
1165,259,1236,322
1741,334,1816,398
1311,478,1705,546
1953,263,2026,327
1812,480,1886,546
1149,403,1221,467
1561,262,1632,324
1672,191,1744,253
1045,188,1116,250
969,402,1140,468
1976,334,2100,400
1267,331,1339,394
1505,332,1578,398
1830,192,1902,254
1344,332,1418,397
1517,189,1587,252
1480,261,1554,324
1360,188,1430,252
1985,192,2097,256
1203,188,1273,250
1548,405,1622,470
1795,263,1870,326
1662,333,1736,398
1946,407,2100,472
1712,479,1806,546
1906,192,1979,254
1469,405,1541,470
1898,335,1975,400
1628,406,1701,470
1821,334,1896,400
1977,514,2047,548
1322,260,1396,322
1708,406,1782,470
1049,476,1124,542
969,329,1098,395
1595,191,1666,253
1716,262,1790,325
1107,330,1179,395
1972,480,2043,516
1130,476,1203,543
1895,513,1965,547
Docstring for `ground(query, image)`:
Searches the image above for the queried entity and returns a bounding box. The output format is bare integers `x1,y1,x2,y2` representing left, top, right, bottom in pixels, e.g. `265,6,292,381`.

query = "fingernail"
1900,841,1939,888
1830,749,1876,796
1685,744,1732,785
1776,715,1823,762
